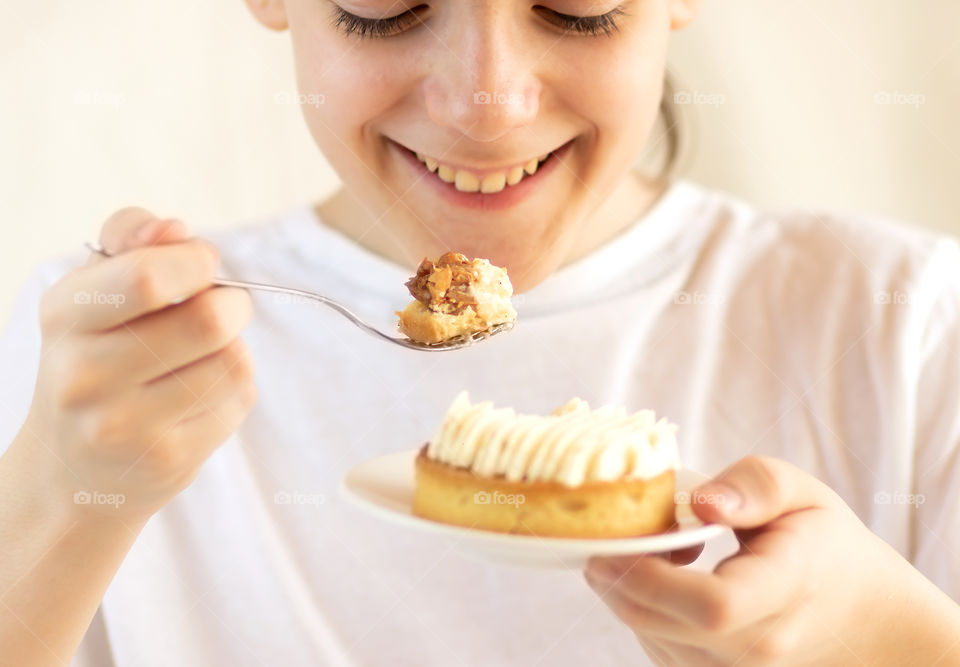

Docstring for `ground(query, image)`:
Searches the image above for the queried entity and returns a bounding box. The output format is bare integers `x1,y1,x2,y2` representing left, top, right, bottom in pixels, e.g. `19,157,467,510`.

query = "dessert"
397,252,517,344
413,392,681,538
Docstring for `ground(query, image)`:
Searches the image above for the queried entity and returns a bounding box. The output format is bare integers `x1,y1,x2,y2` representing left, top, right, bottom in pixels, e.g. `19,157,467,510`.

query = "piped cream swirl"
426,392,680,487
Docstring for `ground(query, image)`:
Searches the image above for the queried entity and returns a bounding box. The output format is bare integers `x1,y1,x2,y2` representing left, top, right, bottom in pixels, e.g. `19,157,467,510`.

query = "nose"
422,12,542,143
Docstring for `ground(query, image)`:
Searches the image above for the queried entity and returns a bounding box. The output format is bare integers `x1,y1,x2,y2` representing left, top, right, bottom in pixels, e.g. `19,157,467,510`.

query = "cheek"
558,17,670,146
287,20,416,154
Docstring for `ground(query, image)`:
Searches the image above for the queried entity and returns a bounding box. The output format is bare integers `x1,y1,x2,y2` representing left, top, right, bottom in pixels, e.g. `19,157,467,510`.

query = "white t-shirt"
1,180,958,667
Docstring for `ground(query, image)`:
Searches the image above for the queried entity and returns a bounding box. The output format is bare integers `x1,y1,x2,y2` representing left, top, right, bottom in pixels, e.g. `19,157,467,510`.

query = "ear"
244,0,289,31
669,0,702,30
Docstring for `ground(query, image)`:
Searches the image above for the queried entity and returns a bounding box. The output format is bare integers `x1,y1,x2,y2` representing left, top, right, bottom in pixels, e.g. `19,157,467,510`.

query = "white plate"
340,449,728,569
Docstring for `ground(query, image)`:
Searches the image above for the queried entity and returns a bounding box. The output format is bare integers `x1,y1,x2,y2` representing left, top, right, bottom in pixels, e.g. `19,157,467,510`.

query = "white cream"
426,392,680,487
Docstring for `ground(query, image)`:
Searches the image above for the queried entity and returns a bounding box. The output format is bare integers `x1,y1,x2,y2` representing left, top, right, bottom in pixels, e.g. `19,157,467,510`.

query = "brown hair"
639,73,685,183
658,74,683,181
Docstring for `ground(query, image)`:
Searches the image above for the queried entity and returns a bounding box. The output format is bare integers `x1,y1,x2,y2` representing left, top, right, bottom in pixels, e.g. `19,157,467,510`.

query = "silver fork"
84,241,514,352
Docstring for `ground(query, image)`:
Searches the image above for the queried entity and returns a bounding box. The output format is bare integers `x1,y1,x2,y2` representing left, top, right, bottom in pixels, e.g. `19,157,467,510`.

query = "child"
1,0,958,665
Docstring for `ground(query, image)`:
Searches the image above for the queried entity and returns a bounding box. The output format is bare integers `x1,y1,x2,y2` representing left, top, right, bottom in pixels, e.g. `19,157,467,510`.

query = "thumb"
690,456,838,529
89,207,190,265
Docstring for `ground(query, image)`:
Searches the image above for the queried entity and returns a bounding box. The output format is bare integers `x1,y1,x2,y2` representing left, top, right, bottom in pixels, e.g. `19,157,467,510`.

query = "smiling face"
247,0,700,291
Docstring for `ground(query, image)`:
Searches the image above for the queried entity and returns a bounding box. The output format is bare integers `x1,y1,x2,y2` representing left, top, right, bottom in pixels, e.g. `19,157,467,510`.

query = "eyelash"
330,4,626,39
537,5,626,36
331,5,426,39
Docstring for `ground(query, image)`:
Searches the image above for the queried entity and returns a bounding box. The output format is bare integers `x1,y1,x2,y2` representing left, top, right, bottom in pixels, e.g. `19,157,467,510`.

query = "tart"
412,392,680,538
397,252,517,344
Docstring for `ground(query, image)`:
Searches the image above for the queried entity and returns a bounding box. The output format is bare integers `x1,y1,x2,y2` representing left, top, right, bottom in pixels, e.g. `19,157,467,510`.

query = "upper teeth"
414,152,551,193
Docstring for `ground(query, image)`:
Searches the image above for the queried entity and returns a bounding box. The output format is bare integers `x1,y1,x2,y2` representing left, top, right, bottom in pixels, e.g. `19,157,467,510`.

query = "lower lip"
392,139,573,211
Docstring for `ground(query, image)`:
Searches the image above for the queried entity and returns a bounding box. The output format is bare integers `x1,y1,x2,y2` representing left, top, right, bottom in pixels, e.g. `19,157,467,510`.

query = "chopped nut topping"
405,252,481,314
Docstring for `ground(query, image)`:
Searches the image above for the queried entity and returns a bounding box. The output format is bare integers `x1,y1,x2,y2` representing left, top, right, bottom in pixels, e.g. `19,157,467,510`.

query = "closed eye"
330,4,428,39
329,3,626,40
534,5,626,36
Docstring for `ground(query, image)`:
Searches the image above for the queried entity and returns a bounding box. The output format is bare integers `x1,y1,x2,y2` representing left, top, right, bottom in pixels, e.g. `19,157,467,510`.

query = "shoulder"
681,182,960,334
685,181,951,280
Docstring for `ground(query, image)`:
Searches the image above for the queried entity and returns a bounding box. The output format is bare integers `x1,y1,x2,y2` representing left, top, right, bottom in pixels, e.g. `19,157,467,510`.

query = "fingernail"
695,481,742,511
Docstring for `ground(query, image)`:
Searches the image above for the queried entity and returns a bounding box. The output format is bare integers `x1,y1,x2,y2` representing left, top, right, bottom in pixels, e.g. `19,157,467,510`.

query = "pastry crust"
397,300,513,344
413,446,677,538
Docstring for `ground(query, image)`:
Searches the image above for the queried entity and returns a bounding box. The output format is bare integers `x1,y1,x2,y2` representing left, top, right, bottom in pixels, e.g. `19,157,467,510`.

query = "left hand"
584,456,960,666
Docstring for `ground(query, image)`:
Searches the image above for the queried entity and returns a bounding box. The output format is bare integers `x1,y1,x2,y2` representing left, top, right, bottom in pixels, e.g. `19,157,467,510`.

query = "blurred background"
1,0,958,323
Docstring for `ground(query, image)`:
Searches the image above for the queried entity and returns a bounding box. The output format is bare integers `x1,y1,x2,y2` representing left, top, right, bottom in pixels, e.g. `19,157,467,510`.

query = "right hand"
19,207,257,519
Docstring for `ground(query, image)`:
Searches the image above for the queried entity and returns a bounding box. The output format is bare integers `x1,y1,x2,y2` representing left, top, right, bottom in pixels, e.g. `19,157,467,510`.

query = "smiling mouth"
395,143,562,194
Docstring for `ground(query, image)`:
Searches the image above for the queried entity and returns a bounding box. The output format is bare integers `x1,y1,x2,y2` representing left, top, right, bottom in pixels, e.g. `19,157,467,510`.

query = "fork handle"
83,240,387,337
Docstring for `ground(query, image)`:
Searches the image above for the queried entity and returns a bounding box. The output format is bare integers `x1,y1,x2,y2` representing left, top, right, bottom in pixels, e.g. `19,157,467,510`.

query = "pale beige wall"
669,0,960,235
2,0,959,324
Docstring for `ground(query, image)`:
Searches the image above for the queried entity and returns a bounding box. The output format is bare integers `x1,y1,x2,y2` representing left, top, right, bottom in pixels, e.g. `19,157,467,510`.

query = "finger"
86,207,155,265
586,555,721,626
99,208,188,253
85,209,189,269
588,556,795,632
634,638,700,667
167,379,258,459
585,573,705,646
120,376,258,482
690,456,842,529
709,514,818,623
589,530,810,634
139,338,256,423
659,543,704,566
636,638,671,667
88,286,253,384
93,342,256,460
47,240,219,332
133,218,189,248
